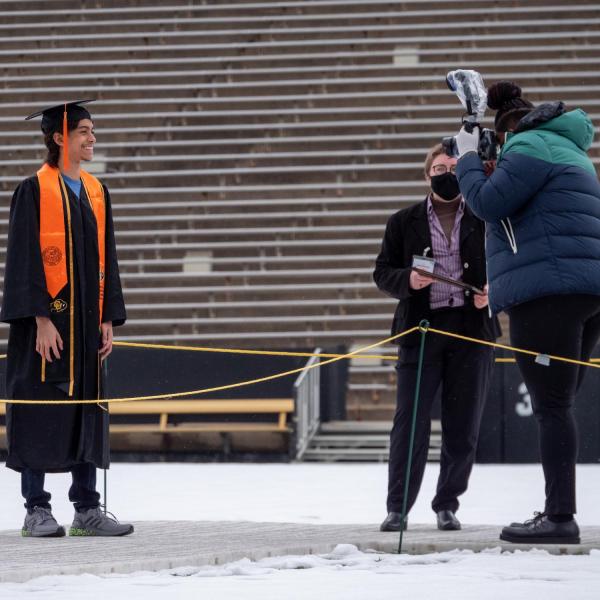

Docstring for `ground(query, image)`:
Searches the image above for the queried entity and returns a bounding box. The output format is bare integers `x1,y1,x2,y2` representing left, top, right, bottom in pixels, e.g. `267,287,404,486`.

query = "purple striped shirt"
427,195,465,310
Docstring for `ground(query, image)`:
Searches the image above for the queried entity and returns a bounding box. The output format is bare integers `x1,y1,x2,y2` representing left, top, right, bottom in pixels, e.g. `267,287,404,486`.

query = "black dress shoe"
436,510,461,531
500,512,580,544
380,512,407,532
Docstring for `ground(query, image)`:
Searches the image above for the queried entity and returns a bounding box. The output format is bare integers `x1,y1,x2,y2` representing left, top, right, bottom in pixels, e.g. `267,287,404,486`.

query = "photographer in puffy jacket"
455,81,600,545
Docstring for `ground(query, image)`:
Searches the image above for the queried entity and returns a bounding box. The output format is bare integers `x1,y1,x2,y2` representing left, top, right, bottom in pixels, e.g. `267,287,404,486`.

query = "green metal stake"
398,319,429,555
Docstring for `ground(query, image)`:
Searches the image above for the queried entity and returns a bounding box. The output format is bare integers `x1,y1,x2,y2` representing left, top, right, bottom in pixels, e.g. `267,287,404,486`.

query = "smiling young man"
1,101,133,537
373,144,500,532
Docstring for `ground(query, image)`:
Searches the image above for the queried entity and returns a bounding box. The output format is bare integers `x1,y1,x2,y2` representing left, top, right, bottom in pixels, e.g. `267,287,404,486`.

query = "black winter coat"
373,198,501,347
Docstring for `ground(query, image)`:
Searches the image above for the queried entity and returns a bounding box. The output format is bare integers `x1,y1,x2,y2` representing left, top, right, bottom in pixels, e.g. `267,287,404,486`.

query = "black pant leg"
68,462,101,511
21,469,52,511
577,307,600,392
508,294,600,515
387,338,444,513
432,343,493,513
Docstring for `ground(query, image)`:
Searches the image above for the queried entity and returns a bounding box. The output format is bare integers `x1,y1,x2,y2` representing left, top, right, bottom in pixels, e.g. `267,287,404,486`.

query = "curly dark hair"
487,81,534,133
43,131,60,167
43,118,82,167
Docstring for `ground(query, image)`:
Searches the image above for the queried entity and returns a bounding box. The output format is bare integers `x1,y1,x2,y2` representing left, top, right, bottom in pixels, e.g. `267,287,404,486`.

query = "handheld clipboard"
413,267,485,296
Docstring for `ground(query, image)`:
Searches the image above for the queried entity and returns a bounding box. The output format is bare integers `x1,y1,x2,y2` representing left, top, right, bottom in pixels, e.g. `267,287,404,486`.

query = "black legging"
507,294,600,515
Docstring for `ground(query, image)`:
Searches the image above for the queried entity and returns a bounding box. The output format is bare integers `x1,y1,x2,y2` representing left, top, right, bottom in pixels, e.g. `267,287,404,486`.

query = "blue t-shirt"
62,173,81,198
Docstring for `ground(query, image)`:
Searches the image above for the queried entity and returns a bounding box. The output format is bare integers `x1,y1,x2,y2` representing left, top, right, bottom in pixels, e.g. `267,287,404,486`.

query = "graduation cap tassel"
62,103,69,171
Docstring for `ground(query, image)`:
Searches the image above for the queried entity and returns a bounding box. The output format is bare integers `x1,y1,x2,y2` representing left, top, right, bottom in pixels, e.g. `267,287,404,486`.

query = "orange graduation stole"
37,163,106,324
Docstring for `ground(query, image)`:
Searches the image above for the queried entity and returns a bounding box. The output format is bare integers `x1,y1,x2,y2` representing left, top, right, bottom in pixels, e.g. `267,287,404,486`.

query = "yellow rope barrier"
112,341,398,362
0,327,420,405
0,325,598,404
2,340,599,366
112,341,599,364
425,326,600,370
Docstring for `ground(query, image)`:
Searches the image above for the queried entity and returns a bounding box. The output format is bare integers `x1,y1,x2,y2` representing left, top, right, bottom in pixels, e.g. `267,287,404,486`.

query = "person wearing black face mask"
373,144,501,533
430,170,461,201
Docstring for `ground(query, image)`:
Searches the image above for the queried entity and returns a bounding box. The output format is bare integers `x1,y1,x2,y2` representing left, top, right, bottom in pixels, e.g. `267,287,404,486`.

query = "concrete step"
346,405,396,421
319,420,442,434
310,434,390,447
302,447,441,462
302,420,441,462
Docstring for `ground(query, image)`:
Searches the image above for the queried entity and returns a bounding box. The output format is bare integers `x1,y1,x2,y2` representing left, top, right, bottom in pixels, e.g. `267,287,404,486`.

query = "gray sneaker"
69,507,134,537
22,506,66,538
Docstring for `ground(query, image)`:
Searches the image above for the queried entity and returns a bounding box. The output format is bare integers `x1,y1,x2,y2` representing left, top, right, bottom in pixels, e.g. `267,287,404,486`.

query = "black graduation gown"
1,174,126,472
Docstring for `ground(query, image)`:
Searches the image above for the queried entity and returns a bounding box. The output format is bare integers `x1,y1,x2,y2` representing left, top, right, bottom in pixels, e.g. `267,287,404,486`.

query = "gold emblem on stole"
50,299,68,313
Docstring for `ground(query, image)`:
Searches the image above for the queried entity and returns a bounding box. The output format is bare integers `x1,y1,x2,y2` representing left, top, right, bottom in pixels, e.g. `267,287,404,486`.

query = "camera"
441,69,498,161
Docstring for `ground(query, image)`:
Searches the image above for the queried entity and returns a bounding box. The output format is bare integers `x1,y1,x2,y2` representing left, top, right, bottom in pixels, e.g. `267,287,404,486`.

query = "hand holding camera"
454,123,480,158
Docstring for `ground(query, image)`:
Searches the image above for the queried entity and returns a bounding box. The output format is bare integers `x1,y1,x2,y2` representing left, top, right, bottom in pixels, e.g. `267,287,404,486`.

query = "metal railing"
293,347,321,460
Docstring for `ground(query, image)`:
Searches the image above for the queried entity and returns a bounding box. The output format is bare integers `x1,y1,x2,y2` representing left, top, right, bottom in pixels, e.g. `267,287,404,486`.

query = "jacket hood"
515,101,594,151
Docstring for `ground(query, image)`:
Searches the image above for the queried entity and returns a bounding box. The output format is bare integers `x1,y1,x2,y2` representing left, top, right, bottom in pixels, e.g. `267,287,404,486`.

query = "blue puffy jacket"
456,102,600,314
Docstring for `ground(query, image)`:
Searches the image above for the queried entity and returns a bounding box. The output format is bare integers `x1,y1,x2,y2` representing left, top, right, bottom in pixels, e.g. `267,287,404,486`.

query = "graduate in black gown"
1,101,133,537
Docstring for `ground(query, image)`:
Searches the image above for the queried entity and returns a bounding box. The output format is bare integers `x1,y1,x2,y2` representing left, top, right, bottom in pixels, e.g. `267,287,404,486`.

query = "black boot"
500,512,580,544
436,510,461,531
380,512,407,532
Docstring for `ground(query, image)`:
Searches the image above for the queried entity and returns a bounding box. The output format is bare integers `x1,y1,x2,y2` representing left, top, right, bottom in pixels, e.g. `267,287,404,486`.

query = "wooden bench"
108,399,294,433
0,398,295,435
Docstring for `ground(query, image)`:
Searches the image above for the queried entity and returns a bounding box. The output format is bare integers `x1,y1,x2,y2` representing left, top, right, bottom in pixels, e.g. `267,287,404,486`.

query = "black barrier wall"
105,346,306,401
0,346,597,462
0,345,348,459
105,346,347,420
0,344,346,420
476,349,600,463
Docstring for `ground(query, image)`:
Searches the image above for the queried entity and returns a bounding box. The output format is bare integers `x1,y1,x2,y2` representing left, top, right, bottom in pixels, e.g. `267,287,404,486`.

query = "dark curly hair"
43,118,82,167
487,81,534,133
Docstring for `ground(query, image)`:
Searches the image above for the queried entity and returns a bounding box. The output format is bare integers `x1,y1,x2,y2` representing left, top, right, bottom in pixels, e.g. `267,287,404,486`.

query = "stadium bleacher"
0,0,599,421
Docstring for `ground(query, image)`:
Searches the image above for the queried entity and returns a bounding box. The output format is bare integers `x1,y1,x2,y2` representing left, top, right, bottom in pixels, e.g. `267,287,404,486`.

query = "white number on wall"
515,382,533,417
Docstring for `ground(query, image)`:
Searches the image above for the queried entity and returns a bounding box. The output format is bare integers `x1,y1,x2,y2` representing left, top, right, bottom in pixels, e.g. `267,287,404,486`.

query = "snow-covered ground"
0,462,599,599
0,462,598,529
2,545,600,600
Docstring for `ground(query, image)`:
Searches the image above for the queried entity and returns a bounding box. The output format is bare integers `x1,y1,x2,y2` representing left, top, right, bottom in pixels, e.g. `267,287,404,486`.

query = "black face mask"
430,173,460,202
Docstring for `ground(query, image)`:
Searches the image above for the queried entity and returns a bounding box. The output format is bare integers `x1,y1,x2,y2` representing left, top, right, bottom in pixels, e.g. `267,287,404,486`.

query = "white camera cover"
446,70,488,121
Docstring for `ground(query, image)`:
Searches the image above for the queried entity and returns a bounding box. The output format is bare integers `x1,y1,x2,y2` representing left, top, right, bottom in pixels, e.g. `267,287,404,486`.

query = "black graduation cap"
25,99,95,134
25,100,95,170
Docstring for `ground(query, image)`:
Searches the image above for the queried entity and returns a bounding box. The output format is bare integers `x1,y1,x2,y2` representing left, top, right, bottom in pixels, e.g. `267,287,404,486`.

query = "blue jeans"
21,463,101,512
